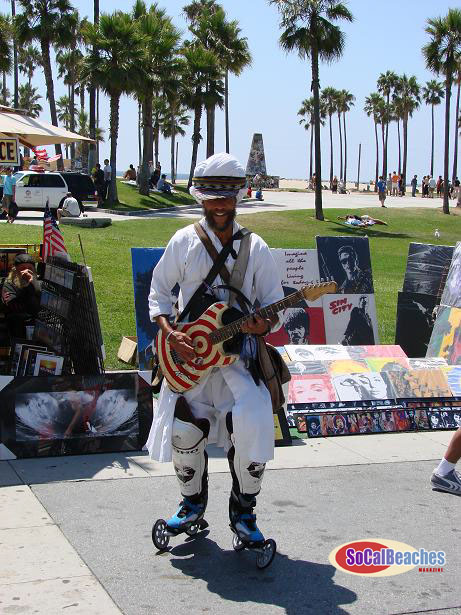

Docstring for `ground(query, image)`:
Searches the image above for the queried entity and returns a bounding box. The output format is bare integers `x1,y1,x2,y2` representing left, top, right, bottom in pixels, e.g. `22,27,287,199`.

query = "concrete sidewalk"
1,431,460,615
9,191,448,225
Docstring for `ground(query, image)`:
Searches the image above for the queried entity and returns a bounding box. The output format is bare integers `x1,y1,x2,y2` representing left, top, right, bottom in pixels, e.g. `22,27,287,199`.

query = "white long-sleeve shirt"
148,218,284,326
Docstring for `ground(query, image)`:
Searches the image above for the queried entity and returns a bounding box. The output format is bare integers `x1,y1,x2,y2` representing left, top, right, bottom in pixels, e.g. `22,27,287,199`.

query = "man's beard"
203,206,236,232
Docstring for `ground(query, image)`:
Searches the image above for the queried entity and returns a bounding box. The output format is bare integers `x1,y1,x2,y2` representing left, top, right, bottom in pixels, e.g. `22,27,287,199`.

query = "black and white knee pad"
172,397,210,499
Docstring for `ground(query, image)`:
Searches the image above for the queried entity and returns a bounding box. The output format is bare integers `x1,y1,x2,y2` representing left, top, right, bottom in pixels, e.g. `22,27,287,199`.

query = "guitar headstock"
300,281,338,302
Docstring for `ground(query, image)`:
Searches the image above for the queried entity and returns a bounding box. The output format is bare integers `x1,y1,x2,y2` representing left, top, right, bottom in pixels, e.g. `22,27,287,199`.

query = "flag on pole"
47,154,62,162
43,200,69,261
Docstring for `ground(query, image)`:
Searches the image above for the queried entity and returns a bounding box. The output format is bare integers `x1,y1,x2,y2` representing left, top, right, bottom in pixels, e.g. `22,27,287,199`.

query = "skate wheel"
152,519,170,550
185,524,199,536
232,533,246,552
256,538,276,569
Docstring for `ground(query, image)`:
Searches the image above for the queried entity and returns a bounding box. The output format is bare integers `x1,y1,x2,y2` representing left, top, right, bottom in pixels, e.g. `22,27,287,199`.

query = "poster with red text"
323,294,379,346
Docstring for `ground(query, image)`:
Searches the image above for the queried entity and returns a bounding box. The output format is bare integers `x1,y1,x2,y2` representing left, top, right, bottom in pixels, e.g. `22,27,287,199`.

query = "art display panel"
402,243,454,296
323,294,379,345
440,242,461,308
0,372,153,458
316,236,374,294
426,305,461,365
395,291,438,357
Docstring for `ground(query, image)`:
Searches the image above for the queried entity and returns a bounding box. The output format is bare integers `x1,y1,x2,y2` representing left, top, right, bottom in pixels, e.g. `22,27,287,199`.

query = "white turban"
189,152,247,204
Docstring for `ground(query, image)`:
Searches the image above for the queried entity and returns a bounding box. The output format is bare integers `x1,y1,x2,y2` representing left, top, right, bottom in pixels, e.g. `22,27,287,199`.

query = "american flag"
43,201,69,261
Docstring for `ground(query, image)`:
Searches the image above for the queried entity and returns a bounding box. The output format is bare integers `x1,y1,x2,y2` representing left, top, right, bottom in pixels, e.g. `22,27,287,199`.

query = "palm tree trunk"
108,93,120,203
311,45,323,220
397,120,401,176
225,70,229,154
153,117,159,167
88,0,99,174
442,76,452,214
70,82,75,165
206,103,215,158
381,122,385,182
430,104,435,177
96,88,100,161
343,112,348,183
328,113,333,186
338,112,343,181
40,39,63,170
80,86,85,113
309,123,313,181
137,102,142,167
188,97,202,189
374,122,379,192
2,72,6,105
402,116,408,194
170,110,176,184
11,0,18,108
384,94,390,179
139,97,152,196
452,77,460,185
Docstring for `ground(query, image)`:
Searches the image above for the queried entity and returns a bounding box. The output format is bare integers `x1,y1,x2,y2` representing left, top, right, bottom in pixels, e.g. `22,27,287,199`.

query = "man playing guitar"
146,153,284,552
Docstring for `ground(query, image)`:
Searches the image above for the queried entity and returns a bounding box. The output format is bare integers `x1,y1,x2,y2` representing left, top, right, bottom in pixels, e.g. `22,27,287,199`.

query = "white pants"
145,361,274,464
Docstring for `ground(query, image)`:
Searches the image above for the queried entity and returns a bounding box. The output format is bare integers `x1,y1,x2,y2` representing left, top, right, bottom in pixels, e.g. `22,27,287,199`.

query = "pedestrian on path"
377,175,386,207
411,175,417,197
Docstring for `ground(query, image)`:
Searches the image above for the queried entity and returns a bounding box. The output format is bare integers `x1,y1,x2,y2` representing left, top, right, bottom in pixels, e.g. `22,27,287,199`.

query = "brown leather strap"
194,222,231,283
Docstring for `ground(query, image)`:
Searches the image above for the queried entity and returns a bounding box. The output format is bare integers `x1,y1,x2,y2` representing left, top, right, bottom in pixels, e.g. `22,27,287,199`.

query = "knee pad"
172,397,209,498
227,445,266,499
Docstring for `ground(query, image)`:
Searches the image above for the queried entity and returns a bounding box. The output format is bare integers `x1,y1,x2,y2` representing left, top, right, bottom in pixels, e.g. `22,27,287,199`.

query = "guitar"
156,281,337,393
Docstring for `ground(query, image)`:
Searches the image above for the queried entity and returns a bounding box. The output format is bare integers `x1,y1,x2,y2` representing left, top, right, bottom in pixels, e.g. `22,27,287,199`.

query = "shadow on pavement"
169,536,356,614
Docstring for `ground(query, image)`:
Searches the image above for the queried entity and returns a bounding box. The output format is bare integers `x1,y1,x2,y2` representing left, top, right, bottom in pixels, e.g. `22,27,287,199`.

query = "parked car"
0,171,97,216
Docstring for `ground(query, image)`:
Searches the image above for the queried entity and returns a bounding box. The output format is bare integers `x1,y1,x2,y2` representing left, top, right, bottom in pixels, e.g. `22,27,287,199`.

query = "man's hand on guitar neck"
241,313,275,337
155,315,196,362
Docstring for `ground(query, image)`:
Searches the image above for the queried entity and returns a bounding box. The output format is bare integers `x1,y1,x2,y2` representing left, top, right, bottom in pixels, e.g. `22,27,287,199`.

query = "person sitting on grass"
57,192,81,222
123,164,137,181
156,174,172,194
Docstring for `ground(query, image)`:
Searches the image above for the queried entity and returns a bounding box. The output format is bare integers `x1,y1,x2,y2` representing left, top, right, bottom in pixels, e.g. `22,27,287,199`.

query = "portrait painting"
316,236,374,294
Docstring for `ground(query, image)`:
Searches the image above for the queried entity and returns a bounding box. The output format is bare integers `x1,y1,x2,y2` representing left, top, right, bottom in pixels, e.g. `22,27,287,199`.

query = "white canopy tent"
0,106,93,149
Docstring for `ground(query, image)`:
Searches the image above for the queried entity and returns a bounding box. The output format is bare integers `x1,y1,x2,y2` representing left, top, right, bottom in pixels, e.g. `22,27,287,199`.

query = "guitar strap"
193,222,252,313
176,225,251,324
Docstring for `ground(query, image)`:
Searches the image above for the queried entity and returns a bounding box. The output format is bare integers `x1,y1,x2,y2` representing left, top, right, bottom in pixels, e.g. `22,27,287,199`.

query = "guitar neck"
211,289,307,344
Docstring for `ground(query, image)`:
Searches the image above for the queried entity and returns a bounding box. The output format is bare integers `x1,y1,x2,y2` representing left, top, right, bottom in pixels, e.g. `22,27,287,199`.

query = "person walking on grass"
377,175,387,207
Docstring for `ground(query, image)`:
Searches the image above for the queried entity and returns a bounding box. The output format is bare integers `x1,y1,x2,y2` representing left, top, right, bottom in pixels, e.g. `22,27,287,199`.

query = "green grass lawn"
100,179,196,211
2,206,459,369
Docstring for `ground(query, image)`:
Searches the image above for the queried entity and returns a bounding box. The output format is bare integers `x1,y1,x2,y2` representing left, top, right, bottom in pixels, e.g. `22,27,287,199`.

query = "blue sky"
24,0,460,181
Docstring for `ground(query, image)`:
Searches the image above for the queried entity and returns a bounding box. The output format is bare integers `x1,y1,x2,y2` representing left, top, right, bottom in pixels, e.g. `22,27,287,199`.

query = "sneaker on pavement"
431,469,461,495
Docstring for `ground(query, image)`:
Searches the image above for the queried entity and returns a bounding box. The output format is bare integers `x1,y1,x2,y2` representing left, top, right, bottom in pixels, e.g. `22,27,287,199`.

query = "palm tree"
18,82,41,117
56,39,83,166
88,0,100,174
18,45,41,87
393,75,420,193
161,102,189,182
10,0,18,108
82,11,145,203
334,90,343,180
422,79,444,176
16,0,77,170
452,64,461,185
132,0,181,195
57,95,71,158
270,0,353,221
337,88,354,182
320,86,338,186
423,8,461,214
377,70,398,178
0,13,12,106
364,93,384,191
182,42,223,187
298,97,315,180
184,2,229,157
